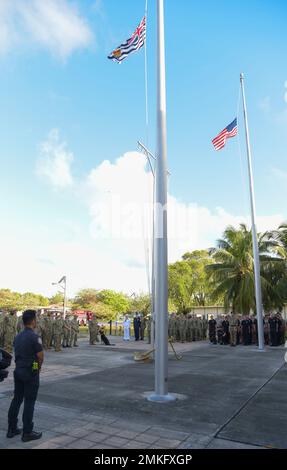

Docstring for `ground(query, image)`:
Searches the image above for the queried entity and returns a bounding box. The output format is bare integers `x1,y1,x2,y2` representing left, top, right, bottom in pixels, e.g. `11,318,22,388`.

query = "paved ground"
0,336,286,450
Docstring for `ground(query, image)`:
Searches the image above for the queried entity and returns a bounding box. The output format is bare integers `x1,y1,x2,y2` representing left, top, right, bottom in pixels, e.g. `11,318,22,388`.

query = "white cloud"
74,151,284,293
12,144,285,297
36,129,74,189
81,152,284,257
0,0,93,59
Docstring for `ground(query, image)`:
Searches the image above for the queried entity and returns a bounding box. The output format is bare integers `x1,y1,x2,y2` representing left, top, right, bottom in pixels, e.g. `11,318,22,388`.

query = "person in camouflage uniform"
189,315,195,342
194,316,201,342
146,315,151,344
229,314,239,346
216,316,224,345
0,311,5,347
141,316,147,341
72,315,79,347
50,312,57,348
178,314,186,343
16,314,24,334
3,311,17,353
62,315,72,348
67,316,74,347
41,313,53,350
68,315,78,347
46,312,53,349
35,311,44,340
203,317,208,341
199,317,204,341
89,314,99,345
185,315,192,342
54,313,64,352
168,313,176,341
173,315,179,341
41,313,49,350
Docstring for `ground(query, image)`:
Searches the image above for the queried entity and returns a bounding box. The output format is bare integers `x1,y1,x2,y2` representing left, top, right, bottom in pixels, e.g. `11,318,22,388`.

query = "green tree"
266,222,287,305
168,262,194,313
0,289,49,310
181,250,214,306
92,302,115,321
97,290,129,315
206,224,283,313
129,293,151,316
21,292,49,308
49,292,64,305
72,289,99,311
72,288,129,320
168,250,213,313
0,289,23,310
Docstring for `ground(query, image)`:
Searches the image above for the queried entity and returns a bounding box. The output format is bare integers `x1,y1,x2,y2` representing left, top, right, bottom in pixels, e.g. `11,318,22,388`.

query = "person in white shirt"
123,316,131,341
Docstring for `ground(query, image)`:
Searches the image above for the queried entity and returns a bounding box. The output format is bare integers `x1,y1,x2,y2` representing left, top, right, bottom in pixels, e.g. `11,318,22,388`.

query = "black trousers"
8,369,39,434
270,329,278,346
134,328,139,341
242,329,249,345
209,329,216,343
217,330,223,344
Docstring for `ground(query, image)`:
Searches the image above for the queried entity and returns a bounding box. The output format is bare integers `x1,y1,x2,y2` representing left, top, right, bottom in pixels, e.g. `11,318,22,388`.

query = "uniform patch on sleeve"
38,337,42,345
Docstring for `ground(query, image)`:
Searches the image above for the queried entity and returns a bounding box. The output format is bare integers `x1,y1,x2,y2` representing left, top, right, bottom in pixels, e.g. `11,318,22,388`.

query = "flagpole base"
147,393,177,403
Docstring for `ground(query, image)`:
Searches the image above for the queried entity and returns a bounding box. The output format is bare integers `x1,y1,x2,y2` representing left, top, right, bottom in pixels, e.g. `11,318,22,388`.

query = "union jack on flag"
108,17,146,63
212,118,238,151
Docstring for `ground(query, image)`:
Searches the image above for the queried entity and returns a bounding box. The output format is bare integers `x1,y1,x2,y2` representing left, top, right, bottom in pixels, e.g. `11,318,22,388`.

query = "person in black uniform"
241,316,249,345
253,317,258,345
0,348,12,382
247,316,253,345
133,314,140,341
7,310,43,442
208,316,217,344
236,317,241,345
222,317,230,345
269,314,278,347
276,313,283,346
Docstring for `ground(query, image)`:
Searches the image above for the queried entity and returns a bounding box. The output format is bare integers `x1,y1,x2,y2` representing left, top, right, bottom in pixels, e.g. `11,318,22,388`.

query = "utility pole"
52,276,67,320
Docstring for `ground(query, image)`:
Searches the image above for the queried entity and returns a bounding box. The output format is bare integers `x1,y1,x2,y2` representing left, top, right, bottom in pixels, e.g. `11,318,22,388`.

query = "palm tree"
206,224,283,313
268,223,287,304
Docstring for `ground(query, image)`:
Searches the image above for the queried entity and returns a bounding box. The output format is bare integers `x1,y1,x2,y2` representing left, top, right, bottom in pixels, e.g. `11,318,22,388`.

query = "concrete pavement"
0,337,286,449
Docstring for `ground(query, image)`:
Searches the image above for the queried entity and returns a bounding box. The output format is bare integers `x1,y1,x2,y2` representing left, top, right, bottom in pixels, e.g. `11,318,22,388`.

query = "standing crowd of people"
168,314,209,343
208,313,286,346
122,314,147,341
0,310,80,354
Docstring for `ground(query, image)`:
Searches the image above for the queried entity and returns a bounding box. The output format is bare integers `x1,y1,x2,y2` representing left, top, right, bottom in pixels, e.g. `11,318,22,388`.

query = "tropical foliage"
0,289,49,311
71,288,130,320
168,250,214,313
206,224,286,313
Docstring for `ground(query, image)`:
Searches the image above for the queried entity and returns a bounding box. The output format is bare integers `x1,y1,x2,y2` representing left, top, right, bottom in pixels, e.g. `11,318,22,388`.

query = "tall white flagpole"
148,0,175,402
240,73,265,351
151,176,155,353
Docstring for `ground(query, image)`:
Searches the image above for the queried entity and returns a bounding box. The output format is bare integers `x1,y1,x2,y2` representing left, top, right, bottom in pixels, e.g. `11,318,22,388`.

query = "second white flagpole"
240,73,265,352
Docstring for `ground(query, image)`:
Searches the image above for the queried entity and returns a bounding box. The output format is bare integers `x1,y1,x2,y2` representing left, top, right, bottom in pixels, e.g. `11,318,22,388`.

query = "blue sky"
0,0,286,297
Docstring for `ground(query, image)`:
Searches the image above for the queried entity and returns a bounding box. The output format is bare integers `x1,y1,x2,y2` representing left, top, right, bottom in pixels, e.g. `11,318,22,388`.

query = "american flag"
212,118,238,151
108,17,146,64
